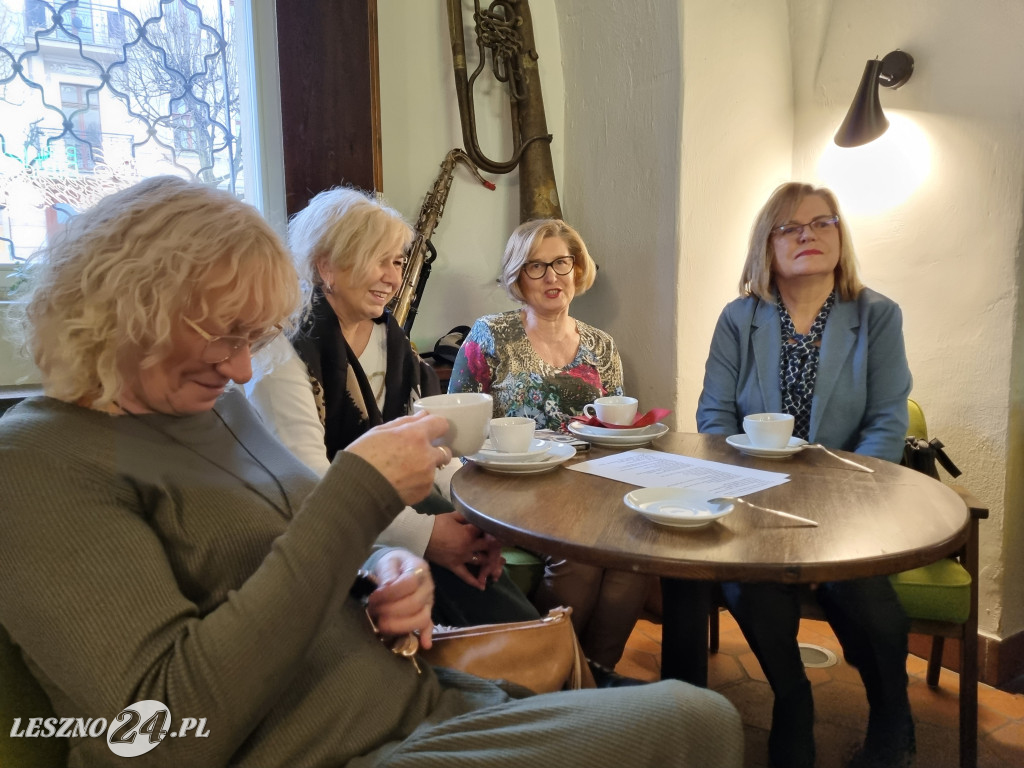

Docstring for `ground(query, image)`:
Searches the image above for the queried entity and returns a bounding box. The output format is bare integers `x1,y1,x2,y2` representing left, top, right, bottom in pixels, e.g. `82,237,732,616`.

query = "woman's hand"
345,412,450,505
366,549,436,649
425,512,506,589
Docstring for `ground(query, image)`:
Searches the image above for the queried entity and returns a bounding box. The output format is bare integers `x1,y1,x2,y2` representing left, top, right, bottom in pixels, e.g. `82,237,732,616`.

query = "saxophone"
389,148,495,333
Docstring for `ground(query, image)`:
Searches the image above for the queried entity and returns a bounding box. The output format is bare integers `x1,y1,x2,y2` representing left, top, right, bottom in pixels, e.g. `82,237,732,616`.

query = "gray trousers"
382,680,744,767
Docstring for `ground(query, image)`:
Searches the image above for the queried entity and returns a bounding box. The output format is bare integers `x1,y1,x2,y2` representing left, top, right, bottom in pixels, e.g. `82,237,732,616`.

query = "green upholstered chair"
0,623,68,767
502,546,544,598
896,398,988,768
708,398,988,768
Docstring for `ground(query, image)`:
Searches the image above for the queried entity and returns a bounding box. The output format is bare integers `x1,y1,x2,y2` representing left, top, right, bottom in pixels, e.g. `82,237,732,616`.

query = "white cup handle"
583,404,597,418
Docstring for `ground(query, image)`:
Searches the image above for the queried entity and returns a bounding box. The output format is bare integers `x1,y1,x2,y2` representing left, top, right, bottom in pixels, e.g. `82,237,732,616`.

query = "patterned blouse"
778,291,836,439
448,310,624,431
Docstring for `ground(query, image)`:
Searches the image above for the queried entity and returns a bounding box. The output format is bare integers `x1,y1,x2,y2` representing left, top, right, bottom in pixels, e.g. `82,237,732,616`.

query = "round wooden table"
451,432,969,583
451,432,970,685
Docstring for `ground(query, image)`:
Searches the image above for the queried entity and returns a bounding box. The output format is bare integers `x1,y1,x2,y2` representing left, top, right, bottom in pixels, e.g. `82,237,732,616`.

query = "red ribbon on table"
571,408,672,430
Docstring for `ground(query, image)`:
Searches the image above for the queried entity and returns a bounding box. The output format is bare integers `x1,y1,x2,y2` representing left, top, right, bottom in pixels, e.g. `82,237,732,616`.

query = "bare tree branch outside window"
0,0,243,267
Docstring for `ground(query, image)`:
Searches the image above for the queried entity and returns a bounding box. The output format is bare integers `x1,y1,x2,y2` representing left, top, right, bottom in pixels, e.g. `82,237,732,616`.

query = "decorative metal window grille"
0,0,242,265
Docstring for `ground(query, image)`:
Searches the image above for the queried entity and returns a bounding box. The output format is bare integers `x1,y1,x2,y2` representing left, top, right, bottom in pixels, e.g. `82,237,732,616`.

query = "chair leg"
960,630,978,768
709,606,720,654
959,512,983,768
926,636,944,687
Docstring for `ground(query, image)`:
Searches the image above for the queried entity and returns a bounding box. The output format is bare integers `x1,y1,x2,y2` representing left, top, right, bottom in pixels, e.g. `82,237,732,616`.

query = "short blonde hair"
14,175,298,407
739,182,864,302
288,186,413,316
501,219,597,303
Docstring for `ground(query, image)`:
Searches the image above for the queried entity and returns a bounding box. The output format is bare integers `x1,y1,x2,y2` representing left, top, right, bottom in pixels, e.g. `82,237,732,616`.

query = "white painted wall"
677,0,794,432
783,0,1024,640
557,0,683,422
378,0,1023,642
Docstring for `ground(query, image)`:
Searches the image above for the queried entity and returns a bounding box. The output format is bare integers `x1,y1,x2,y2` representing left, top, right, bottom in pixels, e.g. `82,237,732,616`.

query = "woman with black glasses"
696,182,914,768
449,219,651,687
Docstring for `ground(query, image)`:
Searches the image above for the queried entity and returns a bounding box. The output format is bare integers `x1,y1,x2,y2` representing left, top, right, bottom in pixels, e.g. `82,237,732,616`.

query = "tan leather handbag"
420,607,596,693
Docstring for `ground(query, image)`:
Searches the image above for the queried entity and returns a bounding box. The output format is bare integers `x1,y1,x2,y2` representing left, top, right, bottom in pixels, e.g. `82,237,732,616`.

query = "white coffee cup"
583,396,639,426
742,412,795,449
412,393,493,457
489,417,536,453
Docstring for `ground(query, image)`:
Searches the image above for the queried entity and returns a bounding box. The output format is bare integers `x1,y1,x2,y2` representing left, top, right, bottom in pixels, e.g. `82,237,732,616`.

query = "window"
0,0,276,269
0,0,283,385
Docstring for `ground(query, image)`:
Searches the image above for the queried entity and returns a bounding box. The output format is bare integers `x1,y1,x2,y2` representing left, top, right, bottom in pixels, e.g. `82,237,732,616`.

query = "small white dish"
468,441,576,474
726,434,807,458
470,438,551,463
567,422,669,447
623,488,734,529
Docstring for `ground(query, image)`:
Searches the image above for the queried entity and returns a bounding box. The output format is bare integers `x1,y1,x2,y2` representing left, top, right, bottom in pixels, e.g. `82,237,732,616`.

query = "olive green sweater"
0,390,511,767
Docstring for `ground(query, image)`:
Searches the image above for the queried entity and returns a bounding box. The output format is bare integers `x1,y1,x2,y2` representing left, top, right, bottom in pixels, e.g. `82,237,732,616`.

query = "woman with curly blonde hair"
17,175,297,409
0,176,743,768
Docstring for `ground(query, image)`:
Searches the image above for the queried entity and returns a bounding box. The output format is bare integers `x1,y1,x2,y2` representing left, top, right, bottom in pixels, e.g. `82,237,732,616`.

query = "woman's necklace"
113,401,293,519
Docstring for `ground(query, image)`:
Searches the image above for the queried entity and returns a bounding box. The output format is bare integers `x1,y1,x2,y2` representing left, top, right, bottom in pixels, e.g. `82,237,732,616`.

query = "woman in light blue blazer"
696,183,913,768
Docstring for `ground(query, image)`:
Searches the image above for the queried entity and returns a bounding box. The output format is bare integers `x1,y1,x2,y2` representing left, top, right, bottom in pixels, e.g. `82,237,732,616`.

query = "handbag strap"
928,438,963,478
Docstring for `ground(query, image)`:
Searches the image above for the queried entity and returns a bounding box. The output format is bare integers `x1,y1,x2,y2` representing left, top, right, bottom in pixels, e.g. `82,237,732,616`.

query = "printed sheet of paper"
567,448,790,496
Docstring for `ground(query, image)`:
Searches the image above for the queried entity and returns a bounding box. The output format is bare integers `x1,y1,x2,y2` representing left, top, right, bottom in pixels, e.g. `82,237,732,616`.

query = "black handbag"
900,436,962,480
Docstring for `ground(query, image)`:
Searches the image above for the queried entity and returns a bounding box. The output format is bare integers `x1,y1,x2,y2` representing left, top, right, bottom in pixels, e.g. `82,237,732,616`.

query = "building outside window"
0,0,281,385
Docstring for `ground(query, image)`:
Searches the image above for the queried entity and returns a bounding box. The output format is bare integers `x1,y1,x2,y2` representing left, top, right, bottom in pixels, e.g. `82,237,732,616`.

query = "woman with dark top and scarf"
247,186,538,627
0,175,745,768
696,182,914,768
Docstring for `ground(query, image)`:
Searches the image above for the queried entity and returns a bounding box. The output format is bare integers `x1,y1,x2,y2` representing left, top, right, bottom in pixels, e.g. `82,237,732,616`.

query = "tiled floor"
617,612,1024,768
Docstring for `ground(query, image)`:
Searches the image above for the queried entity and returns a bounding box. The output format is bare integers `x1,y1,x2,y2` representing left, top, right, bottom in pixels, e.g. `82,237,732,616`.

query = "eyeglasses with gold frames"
183,318,283,364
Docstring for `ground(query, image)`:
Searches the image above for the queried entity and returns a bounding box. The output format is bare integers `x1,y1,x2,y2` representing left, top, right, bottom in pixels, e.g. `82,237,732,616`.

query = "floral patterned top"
448,310,624,430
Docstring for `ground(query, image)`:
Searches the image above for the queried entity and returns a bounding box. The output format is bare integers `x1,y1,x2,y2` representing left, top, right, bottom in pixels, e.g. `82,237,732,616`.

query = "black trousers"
721,576,913,768
430,563,540,628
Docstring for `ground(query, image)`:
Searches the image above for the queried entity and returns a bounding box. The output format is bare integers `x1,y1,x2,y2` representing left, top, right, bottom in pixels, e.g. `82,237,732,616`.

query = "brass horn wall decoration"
446,0,562,222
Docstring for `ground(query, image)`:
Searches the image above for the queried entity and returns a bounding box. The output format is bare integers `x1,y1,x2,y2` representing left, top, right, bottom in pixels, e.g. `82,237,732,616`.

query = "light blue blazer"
696,288,912,463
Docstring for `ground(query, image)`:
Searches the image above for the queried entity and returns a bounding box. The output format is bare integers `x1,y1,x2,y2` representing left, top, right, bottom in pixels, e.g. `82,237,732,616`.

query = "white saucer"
568,422,650,436
470,439,551,463
623,488,734,529
469,441,576,474
568,422,670,448
726,434,807,458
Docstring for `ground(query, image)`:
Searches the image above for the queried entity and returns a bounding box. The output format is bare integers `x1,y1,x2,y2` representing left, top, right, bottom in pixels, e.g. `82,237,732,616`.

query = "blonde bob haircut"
501,219,597,303
288,186,413,317
739,182,864,302
14,175,299,408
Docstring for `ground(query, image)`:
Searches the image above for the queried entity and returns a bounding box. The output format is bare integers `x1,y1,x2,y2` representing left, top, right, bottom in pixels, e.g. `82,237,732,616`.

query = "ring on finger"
436,445,451,468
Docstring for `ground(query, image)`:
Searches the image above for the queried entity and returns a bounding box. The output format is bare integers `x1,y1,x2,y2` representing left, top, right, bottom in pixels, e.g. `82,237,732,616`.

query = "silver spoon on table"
800,442,875,473
709,496,819,527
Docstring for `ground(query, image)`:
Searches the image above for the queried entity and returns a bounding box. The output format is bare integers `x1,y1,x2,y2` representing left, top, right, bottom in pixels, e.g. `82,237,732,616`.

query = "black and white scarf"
291,289,440,462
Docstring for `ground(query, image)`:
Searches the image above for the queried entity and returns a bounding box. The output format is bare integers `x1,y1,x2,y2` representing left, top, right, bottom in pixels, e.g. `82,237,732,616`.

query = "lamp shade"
834,58,888,148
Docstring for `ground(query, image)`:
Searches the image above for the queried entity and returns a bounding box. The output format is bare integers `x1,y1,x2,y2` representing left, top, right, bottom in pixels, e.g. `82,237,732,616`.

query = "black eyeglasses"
773,215,839,240
184,318,283,364
521,255,575,280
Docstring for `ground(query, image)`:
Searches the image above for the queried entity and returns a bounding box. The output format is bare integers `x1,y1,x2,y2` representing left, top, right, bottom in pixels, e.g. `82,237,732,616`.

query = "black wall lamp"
834,50,914,147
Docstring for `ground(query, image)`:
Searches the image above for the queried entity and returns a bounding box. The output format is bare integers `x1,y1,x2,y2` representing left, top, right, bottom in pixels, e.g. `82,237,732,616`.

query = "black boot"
587,659,648,688
847,711,915,768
